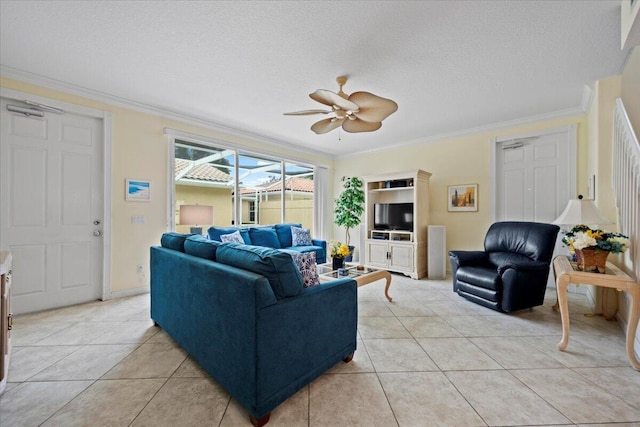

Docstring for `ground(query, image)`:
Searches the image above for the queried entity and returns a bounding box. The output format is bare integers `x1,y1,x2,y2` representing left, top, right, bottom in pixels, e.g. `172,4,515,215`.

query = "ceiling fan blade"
309,89,359,112
283,109,331,116
342,118,382,133
348,91,398,123
311,117,344,134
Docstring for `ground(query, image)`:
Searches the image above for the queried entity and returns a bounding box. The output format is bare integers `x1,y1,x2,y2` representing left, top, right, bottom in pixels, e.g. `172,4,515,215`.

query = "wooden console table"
553,255,640,370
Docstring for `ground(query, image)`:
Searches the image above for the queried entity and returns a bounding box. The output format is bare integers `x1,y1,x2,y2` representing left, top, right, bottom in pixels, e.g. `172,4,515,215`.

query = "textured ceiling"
0,1,630,156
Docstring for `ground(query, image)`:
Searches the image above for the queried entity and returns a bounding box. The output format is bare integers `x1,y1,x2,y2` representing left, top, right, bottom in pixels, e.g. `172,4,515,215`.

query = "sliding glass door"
172,138,317,234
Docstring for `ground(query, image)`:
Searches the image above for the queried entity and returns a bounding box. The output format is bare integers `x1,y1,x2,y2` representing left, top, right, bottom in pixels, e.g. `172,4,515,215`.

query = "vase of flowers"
561,224,630,273
330,241,351,270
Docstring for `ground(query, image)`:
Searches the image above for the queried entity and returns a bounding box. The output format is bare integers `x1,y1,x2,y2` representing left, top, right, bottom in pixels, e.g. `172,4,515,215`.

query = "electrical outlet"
137,265,143,274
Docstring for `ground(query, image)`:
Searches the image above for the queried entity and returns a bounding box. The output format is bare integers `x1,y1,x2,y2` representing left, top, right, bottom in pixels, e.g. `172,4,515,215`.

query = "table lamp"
179,204,213,235
552,195,612,227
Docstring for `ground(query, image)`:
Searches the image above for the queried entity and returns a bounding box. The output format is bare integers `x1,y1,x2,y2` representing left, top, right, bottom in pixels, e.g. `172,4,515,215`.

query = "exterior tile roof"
175,159,232,183
241,177,314,195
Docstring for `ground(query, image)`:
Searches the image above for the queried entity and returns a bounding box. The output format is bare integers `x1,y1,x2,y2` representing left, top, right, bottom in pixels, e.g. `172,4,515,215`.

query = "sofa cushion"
275,223,302,248
216,242,303,298
291,227,313,246
221,230,245,244
283,251,319,288
249,227,282,249
208,226,251,244
160,232,193,252
184,235,222,261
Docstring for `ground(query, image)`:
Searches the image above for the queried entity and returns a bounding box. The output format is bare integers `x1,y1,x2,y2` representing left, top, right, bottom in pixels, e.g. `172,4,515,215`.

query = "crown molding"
581,84,594,113
342,105,585,159
0,65,331,160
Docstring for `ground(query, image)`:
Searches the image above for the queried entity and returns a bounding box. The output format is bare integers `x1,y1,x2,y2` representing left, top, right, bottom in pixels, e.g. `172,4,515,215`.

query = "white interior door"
494,127,576,287
0,97,104,314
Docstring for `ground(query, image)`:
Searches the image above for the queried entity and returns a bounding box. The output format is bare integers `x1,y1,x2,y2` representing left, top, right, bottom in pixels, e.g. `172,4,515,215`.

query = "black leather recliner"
449,221,560,313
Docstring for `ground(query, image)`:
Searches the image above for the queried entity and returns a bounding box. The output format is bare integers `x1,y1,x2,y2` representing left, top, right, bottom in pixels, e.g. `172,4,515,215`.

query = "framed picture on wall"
125,179,151,202
448,184,478,212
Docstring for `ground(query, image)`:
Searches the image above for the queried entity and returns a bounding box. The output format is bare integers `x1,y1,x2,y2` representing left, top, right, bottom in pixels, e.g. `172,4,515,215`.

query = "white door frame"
0,88,113,301
490,124,578,222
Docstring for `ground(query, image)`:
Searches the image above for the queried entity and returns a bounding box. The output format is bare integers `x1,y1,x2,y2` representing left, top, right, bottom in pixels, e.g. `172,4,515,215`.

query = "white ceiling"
0,1,630,156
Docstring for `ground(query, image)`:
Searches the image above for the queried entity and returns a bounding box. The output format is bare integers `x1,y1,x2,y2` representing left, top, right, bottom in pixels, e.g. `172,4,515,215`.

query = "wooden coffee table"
317,263,392,302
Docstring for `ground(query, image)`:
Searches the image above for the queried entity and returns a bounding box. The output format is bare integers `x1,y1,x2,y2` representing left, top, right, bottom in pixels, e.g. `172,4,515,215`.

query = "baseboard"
108,286,149,300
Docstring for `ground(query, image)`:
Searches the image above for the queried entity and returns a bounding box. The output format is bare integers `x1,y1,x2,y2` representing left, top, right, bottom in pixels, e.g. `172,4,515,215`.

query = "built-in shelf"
369,187,413,193
370,230,413,242
363,170,431,279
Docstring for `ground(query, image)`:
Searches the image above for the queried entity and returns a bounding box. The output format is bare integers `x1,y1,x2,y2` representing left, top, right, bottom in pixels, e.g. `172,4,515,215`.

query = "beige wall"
333,115,589,260
0,77,333,295
621,46,640,134
259,199,314,235
175,185,232,234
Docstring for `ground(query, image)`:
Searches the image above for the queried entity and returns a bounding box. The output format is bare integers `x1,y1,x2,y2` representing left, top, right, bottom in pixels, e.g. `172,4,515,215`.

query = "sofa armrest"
449,251,488,292
312,239,326,250
312,239,327,263
255,278,357,413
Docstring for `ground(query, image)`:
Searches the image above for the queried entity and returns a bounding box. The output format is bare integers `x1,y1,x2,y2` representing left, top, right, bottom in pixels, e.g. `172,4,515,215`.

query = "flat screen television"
373,203,414,231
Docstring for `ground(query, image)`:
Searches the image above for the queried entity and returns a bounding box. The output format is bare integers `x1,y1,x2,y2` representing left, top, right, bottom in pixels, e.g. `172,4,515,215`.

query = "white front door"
0,97,104,314
495,129,574,222
494,126,576,287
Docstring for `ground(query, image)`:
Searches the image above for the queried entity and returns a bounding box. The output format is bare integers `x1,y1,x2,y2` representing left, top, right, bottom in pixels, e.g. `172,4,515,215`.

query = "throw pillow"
220,230,244,243
289,251,320,288
291,226,313,246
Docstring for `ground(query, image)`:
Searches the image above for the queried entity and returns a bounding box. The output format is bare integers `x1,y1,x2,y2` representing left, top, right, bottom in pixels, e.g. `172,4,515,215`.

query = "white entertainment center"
363,170,431,279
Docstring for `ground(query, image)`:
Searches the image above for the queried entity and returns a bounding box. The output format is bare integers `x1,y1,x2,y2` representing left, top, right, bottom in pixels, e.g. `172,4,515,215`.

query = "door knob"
93,230,102,237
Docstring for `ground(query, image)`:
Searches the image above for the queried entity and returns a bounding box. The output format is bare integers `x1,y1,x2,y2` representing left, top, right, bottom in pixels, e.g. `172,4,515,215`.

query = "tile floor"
1,275,640,426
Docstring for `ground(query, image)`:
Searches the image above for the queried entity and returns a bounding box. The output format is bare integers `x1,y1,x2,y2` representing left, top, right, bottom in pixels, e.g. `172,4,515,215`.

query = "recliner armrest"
448,250,488,266
497,260,550,274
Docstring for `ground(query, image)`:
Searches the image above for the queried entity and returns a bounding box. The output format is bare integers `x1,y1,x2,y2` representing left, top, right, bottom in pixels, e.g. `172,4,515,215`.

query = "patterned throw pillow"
291,226,313,246
290,251,319,288
220,230,244,244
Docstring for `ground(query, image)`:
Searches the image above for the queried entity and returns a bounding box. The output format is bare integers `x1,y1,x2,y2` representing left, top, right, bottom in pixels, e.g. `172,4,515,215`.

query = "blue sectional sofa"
207,223,327,264
150,233,357,426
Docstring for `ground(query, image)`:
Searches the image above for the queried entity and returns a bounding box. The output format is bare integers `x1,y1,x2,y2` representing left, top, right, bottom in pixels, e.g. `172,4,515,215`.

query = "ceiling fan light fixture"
285,76,397,135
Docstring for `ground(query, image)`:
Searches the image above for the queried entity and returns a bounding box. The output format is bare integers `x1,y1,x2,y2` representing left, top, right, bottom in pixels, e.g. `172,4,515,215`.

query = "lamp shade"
179,204,213,226
552,196,611,226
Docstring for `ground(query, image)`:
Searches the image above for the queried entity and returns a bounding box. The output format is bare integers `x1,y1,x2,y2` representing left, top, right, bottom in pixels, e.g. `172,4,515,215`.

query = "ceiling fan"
284,76,398,135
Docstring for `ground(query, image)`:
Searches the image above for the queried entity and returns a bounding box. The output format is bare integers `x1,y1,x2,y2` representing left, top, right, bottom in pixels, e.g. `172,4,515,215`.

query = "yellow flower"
338,244,350,257
586,229,602,240
330,241,351,258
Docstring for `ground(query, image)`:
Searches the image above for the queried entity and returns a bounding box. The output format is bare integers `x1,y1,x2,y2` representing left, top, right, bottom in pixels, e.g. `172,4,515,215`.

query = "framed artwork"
125,179,151,202
448,184,478,212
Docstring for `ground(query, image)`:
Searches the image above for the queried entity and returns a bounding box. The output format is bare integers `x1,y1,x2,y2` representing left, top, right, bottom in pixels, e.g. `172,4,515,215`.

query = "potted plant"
334,176,365,261
561,224,630,273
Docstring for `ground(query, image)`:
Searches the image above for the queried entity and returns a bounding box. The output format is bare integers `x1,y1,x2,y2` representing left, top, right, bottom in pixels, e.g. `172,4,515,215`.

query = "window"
172,138,317,233
249,201,256,223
